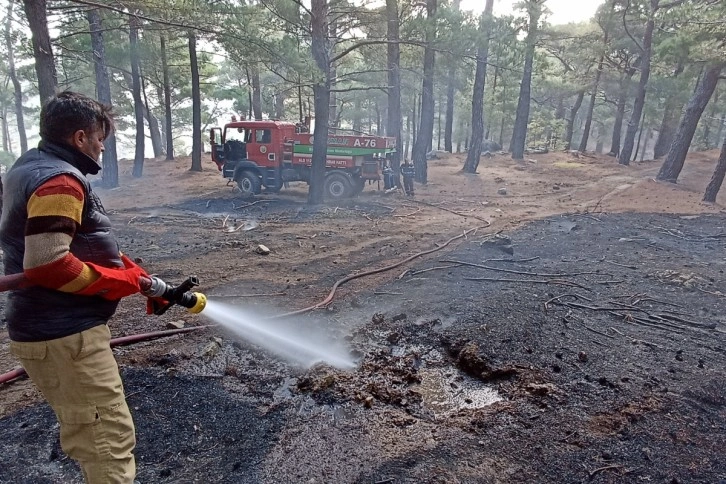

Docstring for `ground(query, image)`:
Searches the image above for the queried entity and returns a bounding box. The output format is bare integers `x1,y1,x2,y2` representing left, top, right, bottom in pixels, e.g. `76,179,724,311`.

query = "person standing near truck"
401,159,415,196
0,91,148,483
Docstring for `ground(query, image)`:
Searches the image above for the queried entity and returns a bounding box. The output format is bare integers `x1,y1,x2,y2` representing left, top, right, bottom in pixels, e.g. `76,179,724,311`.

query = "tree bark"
160,34,174,160
608,70,633,156
700,89,719,150
251,64,262,120
87,8,118,187
141,75,164,158
509,0,542,160
564,91,585,150
411,0,437,184
23,0,56,103
703,136,726,203
657,63,724,182
653,62,685,159
386,0,402,183
578,55,605,152
130,14,145,177
189,32,202,172
463,0,495,173
653,96,681,158
5,2,27,154
309,0,330,205
275,89,286,119
619,1,656,166
443,0,460,153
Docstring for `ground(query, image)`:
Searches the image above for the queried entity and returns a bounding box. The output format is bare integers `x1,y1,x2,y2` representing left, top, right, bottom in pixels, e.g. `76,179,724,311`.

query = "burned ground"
1,152,725,483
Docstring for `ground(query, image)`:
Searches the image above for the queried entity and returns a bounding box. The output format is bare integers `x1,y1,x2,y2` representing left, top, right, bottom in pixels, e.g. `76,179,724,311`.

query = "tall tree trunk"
275,89,286,119
412,96,417,154
653,96,682,158
608,70,633,156
509,0,542,160
1,107,8,152
5,3,27,154
87,8,118,187
130,14,145,177
328,15,338,131
619,2,656,165
141,75,164,158
657,63,724,182
443,0,460,153
564,91,585,150
386,0,402,183
463,0,495,173
703,136,726,203
437,92,442,151
23,0,56,103
160,34,174,160
189,32,202,172
633,108,647,161
411,0,437,184
353,97,362,132
715,114,726,147
578,17,610,152
309,0,331,205
653,62,685,158
251,64,262,120
701,89,719,150
578,56,605,152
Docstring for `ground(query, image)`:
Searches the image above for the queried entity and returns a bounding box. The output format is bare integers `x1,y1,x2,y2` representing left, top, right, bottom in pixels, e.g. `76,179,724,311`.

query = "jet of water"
201,300,356,369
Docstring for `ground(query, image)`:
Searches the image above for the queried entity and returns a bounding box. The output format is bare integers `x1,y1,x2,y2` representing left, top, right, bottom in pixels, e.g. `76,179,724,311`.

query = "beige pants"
11,324,136,484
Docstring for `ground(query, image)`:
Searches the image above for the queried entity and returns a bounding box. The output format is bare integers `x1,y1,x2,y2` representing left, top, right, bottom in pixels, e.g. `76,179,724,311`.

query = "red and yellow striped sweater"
24,174,101,291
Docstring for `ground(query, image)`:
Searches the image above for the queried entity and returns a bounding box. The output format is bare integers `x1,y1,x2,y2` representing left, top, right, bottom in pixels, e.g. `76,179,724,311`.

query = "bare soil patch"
1,150,725,483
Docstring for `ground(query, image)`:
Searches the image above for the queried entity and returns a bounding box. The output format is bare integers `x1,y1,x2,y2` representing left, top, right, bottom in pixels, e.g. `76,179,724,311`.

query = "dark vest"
0,145,121,342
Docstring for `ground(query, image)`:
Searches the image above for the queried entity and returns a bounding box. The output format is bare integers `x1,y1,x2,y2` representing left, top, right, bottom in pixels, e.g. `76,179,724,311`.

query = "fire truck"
209,120,396,199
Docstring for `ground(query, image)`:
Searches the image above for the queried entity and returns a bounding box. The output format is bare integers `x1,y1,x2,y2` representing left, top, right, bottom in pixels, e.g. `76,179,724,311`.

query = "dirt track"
1,151,725,483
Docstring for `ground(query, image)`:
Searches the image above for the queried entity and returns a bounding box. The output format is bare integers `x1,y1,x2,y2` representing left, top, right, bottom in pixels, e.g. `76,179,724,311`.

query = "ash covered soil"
1,152,726,483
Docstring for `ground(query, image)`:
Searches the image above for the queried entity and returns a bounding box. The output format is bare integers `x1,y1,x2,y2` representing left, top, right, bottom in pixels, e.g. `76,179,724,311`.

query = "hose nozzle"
142,275,207,315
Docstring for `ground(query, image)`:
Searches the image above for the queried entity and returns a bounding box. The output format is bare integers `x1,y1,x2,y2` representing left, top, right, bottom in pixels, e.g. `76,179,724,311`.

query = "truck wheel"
235,170,261,198
325,172,353,199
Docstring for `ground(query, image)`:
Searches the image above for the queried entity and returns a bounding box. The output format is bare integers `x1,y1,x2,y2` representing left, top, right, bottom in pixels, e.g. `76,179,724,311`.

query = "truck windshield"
225,127,249,143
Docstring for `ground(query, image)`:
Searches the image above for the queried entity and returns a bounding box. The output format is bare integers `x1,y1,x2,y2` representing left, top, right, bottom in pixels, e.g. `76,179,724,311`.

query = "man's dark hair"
39,91,114,144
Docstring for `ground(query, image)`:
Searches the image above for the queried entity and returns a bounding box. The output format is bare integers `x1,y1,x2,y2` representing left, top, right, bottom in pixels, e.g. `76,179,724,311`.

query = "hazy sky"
460,0,605,25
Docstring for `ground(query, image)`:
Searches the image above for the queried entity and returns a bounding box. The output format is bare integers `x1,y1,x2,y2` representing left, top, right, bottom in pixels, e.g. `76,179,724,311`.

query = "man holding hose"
0,91,145,483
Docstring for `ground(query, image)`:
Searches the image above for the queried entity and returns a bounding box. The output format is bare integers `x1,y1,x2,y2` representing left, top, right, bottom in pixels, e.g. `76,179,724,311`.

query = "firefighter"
401,159,415,196
0,91,147,483
382,160,395,191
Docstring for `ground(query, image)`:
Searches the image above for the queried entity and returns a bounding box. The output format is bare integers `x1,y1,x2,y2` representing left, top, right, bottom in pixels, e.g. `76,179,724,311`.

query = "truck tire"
235,170,261,198
325,172,353,199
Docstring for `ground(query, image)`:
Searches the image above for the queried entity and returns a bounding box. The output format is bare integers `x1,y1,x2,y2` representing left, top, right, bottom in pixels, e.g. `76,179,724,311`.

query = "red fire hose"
0,325,214,385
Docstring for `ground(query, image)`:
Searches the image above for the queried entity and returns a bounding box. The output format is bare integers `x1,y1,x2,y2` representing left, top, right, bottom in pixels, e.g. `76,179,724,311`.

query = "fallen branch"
465,276,590,290
233,200,277,210
410,199,492,225
410,264,459,276
589,464,624,478
374,291,404,296
443,259,600,278
603,259,637,270
393,207,423,217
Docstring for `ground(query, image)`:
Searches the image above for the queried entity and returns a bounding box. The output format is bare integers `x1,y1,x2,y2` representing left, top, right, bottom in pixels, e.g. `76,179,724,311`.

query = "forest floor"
1,148,725,483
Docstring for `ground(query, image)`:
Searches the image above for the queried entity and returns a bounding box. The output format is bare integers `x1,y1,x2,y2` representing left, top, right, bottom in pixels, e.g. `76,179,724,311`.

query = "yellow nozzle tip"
188,292,207,314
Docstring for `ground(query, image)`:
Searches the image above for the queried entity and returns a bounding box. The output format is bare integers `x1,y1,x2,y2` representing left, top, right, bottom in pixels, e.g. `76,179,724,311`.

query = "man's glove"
77,255,148,301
